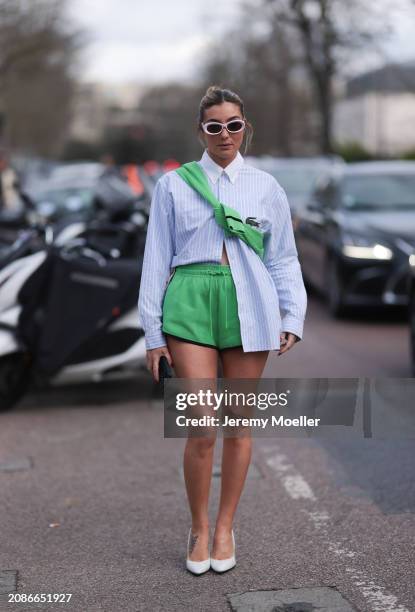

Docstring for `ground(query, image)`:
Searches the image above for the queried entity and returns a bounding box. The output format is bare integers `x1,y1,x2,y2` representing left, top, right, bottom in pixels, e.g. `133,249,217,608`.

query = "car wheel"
326,256,346,318
410,293,415,377
0,352,32,412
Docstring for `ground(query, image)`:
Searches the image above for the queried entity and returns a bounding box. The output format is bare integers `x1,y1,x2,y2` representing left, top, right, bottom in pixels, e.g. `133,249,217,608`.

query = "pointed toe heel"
210,529,236,573
186,528,210,575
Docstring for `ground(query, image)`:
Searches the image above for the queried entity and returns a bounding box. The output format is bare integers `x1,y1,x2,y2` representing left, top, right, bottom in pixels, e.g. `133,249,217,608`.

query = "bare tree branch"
0,0,85,156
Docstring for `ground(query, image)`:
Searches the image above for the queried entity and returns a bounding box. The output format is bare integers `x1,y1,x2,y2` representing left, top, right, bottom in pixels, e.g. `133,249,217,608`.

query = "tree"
264,0,402,153
0,0,84,156
199,4,319,156
138,83,205,162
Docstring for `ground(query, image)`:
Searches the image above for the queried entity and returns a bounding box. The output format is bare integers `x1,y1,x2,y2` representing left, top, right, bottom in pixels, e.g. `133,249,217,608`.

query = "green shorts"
162,263,242,350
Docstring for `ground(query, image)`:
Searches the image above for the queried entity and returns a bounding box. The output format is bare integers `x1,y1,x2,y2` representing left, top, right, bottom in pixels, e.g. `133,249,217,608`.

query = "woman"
138,86,307,575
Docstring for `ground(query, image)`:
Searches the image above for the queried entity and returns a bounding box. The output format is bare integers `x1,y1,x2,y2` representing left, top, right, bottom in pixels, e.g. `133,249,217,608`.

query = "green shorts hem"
162,328,216,348
163,329,242,350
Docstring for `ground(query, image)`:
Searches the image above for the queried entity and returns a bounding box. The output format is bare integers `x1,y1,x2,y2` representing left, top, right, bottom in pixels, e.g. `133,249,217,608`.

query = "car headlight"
410,254,415,267
341,234,393,260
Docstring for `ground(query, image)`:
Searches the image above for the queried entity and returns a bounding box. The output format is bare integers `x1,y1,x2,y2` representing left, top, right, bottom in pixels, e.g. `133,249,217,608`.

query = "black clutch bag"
158,356,173,381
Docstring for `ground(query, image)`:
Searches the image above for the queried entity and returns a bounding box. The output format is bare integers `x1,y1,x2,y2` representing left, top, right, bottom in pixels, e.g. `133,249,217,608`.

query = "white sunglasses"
201,119,246,135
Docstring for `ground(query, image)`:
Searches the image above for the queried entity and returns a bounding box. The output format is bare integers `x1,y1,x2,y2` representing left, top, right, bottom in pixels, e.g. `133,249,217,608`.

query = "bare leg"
211,347,269,559
166,334,219,561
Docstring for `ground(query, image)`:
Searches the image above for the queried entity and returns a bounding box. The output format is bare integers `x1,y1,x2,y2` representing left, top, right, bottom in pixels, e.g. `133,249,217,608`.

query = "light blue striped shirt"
138,149,307,352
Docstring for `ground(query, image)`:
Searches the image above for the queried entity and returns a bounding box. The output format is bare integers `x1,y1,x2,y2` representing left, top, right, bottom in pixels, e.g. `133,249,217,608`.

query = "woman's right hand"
146,346,174,383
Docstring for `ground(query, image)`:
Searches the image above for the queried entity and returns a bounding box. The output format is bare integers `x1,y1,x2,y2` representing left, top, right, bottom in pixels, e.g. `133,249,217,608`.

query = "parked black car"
246,156,345,223
409,254,415,375
295,161,415,316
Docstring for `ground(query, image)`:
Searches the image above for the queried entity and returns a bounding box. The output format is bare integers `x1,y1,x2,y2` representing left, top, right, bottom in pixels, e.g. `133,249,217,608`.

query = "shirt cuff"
145,329,167,350
281,315,304,342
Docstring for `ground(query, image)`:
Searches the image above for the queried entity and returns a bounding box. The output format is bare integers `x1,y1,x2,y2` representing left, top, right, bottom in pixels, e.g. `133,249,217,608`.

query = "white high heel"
186,528,210,575
210,529,236,573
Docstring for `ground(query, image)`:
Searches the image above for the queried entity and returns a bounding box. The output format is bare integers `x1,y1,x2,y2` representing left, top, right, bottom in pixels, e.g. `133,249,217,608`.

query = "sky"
68,0,415,85
68,0,243,84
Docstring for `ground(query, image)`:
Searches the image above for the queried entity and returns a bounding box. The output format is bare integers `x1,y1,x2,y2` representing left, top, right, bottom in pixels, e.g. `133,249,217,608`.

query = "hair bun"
205,85,222,96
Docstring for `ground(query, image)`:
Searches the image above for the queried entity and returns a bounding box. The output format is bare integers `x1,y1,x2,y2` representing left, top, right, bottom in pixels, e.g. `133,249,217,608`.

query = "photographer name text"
176,415,321,428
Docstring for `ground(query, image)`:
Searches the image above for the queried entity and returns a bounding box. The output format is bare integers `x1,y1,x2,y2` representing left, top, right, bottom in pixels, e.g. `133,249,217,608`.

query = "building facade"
334,63,415,156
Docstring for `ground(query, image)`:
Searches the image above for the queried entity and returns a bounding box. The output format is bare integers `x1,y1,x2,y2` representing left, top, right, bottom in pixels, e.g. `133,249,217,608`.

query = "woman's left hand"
278,332,298,355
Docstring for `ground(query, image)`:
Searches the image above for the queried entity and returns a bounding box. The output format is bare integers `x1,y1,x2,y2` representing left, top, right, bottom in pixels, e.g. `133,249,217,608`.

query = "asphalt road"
0,294,413,612
264,289,412,378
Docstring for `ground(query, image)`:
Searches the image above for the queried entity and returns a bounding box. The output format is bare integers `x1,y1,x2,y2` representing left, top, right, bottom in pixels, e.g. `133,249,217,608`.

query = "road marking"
283,474,317,500
0,457,32,472
344,566,410,612
264,447,410,612
266,452,317,500
0,570,17,594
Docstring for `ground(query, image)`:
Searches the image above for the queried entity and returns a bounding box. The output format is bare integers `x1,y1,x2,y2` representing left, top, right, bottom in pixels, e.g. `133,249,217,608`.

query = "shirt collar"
198,149,244,184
